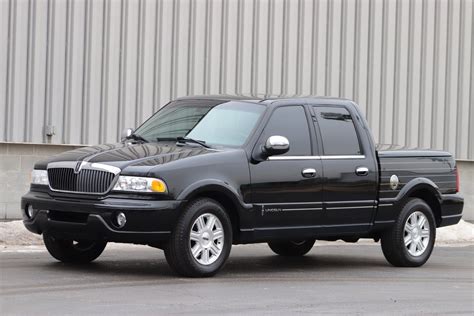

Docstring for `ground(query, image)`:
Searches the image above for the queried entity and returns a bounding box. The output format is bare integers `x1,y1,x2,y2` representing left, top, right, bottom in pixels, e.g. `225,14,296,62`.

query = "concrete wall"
457,161,474,222
0,143,80,219
1,0,473,159
1,142,472,221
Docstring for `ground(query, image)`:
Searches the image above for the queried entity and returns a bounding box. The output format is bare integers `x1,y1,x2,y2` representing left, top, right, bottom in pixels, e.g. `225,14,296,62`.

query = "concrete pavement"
1,243,473,315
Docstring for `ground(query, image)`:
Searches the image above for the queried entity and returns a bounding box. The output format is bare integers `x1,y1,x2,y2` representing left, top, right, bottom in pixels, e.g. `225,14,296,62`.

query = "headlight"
113,176,167,193
31,170,49,185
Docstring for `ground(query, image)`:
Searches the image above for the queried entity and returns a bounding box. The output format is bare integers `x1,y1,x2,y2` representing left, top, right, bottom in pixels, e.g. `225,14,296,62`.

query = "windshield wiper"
156,137,178,142
176,136,211,149
126,133,148,143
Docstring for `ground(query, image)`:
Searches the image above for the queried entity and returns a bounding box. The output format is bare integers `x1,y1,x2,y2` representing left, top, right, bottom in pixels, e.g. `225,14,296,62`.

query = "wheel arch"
177,180,252,243
396,178,442,227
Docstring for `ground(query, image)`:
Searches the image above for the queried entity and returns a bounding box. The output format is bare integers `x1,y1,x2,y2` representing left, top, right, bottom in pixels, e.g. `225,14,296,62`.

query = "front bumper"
21,190,184,243
438,193,464,227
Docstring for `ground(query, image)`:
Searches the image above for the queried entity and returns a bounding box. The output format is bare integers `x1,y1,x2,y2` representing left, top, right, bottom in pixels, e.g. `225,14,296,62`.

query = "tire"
164,198,233,277
268,239,315,256
381,198,436,267
43,233,107,263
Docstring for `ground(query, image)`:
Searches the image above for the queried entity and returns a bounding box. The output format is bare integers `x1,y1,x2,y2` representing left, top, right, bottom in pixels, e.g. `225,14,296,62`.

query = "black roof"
174,94,353,105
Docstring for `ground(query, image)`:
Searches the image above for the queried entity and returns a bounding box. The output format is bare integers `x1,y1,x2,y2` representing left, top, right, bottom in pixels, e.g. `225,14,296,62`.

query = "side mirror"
121,128,134,141
263,135,290,157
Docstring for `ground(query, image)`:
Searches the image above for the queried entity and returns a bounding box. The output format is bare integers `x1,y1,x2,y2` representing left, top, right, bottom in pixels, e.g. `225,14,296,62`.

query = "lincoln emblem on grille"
74,161,85,173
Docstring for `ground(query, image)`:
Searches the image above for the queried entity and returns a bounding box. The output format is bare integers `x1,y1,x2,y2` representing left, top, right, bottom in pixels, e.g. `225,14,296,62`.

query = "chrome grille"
48,168,116,194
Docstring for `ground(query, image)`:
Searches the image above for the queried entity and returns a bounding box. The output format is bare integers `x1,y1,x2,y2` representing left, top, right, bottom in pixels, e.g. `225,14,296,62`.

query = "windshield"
134,100,266,147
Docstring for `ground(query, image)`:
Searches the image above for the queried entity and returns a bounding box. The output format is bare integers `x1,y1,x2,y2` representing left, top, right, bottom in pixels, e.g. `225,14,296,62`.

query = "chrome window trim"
268,155,365,161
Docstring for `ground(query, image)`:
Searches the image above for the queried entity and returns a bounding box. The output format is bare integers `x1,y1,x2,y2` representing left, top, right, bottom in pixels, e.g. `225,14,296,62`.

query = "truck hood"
34,142,217,170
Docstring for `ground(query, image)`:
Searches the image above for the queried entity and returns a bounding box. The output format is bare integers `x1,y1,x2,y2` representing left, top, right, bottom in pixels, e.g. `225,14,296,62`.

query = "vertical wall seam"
392,0,402,145
379,0,388,144
265,0,274,96
429,0,440,148
280,0,289,97
152,0,163,111
310,0,318,95
219,0,228,94
46,0,55,133
206,0,213,94
99,0,110,143
419,0,429,148
295,0,303,96
469,2,474,159
62,0,74,143
186,0,195,96
366,0,374,126
250,0,259,96
203,0,213,94
235,0,243,95
117,0,128,135
3,0,12,141
443,0,453,151
24,0,33,142
135,0,145,125
405,0,415,147
170,0,179,99
455,0,464,159
352,0,360,102
325,0,333,96
339,0,347,97
81,0,92,144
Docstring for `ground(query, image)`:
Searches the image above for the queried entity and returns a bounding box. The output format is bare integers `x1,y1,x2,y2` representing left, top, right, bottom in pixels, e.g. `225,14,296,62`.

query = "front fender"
176,179,252,211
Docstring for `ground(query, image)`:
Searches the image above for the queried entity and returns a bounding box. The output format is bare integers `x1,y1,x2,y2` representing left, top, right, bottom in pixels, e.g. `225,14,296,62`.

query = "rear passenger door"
311,105,378,234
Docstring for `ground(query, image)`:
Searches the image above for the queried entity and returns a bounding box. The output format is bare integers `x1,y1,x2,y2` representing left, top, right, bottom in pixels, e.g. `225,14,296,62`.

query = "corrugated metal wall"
1,0,473,159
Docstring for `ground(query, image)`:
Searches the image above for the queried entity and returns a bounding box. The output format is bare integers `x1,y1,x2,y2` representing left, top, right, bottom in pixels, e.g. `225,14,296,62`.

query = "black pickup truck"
22,96,464,277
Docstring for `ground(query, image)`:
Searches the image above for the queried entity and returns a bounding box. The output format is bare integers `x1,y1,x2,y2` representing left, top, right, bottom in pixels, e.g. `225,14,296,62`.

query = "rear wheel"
381,198,436,267
268,239,315,256
43,233,107,263
164,198,232,277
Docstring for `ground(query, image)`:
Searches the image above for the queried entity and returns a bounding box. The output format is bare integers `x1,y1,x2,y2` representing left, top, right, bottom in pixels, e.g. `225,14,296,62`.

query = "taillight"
455,167,460,192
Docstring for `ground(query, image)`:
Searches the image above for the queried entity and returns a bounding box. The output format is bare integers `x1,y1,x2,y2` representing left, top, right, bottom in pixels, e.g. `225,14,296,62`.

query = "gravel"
1,219,472,247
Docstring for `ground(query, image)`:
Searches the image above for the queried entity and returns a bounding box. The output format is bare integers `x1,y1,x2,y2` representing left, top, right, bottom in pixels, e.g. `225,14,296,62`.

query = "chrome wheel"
404,211,430,257
189,213,224,265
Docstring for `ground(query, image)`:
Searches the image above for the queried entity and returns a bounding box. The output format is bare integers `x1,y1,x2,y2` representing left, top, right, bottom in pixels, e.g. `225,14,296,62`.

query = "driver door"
249,105,324,232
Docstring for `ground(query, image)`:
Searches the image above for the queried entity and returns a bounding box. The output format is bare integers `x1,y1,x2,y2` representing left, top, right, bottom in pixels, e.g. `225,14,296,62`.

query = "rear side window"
313,106,362,156
262,106,311,156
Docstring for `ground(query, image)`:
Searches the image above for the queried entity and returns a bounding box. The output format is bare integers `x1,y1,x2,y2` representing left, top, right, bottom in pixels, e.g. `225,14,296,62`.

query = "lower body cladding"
21,191,182,244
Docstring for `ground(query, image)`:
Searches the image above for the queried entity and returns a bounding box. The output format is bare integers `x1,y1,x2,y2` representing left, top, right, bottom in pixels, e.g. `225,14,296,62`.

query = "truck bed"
377,147,457,200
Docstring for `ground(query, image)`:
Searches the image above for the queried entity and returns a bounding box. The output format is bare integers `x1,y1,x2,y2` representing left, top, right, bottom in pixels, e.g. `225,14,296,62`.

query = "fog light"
26,205,35,219
116,212,127,228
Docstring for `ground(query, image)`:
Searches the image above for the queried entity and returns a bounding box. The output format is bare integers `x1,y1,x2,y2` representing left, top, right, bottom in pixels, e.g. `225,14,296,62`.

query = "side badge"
389,175,399,190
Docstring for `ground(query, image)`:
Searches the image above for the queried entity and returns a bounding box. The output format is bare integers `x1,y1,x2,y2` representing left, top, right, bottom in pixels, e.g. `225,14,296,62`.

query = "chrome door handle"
356,166,369,176
302,168,317,178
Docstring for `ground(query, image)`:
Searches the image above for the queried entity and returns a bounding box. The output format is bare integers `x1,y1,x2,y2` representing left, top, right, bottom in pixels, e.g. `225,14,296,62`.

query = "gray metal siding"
1,0,473,160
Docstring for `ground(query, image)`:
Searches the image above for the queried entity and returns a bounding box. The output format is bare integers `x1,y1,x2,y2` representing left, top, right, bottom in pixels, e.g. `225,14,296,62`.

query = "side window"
313,106,362,156
262,106,311,156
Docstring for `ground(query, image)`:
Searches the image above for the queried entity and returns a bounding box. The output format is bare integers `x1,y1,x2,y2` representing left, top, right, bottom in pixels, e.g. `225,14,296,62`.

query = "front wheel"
381,198,436,267
268,239,315,256
43,233,107,263
164,198,232,277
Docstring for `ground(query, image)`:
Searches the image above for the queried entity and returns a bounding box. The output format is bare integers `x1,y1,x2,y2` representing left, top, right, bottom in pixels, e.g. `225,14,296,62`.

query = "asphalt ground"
1,243,473,315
